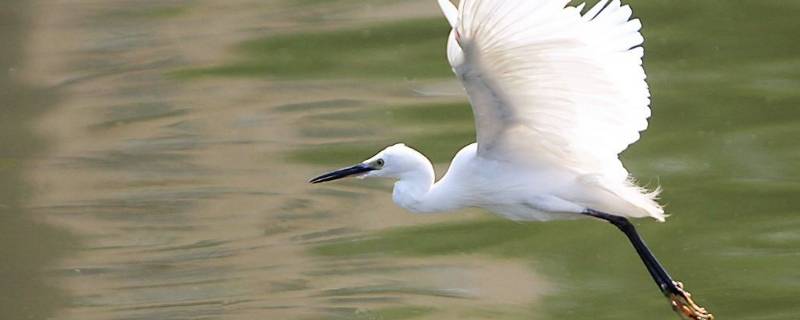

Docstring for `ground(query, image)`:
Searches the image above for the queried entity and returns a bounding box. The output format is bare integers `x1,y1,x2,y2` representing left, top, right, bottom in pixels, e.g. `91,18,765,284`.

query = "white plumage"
311,2,716,316
313,0,664,221
438,0,663,220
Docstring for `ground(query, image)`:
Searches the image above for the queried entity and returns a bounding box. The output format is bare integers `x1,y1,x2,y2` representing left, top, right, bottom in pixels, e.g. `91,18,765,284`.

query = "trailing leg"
583,208,713,320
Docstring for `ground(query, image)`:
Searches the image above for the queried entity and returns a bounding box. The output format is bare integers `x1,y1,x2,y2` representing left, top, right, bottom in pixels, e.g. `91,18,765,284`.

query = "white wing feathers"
441,0,664,219
437,0,459,28
448,0,649,178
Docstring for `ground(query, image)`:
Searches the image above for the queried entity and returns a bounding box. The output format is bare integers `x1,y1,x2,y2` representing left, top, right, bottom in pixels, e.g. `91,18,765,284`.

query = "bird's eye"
376,159,385,167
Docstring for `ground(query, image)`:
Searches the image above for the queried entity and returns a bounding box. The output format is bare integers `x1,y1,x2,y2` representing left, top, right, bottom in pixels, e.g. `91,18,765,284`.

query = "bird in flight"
310,0,713,318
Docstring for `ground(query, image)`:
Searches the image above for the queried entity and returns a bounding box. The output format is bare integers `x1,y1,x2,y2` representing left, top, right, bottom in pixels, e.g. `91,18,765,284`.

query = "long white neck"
392,158,434,212
391,158,457,213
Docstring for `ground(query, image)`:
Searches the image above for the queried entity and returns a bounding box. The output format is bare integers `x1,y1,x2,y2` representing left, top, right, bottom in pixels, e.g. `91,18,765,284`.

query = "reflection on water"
0,2,72,319
13,0,800,319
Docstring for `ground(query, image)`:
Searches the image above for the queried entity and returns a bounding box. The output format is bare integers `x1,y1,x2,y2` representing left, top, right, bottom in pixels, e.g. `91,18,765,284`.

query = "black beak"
309,163,375,184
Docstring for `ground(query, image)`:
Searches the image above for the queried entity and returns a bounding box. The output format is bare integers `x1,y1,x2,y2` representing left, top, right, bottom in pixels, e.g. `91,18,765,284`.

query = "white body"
371,143,659,222
313,3,713,315
351,0,664,222
393,143,586,220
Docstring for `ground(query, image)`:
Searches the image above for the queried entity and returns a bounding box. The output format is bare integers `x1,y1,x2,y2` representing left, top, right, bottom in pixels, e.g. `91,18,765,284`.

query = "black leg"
583,208,680,295
583,208,713,320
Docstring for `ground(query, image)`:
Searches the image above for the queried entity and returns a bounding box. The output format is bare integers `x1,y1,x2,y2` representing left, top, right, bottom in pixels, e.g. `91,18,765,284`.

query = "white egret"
310,0,713,318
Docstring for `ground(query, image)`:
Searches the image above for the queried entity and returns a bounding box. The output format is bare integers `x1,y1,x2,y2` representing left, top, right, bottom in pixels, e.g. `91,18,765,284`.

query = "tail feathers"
618,177,665,221
578,174,665,221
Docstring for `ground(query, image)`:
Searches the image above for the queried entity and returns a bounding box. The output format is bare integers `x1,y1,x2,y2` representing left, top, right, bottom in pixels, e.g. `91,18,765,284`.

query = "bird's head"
309,143,431,184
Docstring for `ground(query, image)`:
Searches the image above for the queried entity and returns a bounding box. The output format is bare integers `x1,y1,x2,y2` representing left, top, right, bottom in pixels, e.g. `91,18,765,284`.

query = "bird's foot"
669,281,713,320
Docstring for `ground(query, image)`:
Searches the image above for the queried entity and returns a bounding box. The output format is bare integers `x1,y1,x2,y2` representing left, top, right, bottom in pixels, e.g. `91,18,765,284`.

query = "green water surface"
9,0,800,319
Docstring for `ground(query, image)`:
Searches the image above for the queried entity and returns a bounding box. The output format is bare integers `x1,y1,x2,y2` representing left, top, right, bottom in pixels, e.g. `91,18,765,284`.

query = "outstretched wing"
442,0,651,181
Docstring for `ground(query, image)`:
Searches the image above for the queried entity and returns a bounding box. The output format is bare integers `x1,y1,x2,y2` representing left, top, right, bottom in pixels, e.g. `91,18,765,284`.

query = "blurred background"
3,0,799,319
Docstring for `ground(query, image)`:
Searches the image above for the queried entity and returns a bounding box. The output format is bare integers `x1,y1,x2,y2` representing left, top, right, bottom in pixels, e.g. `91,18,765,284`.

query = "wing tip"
437,0,459,28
